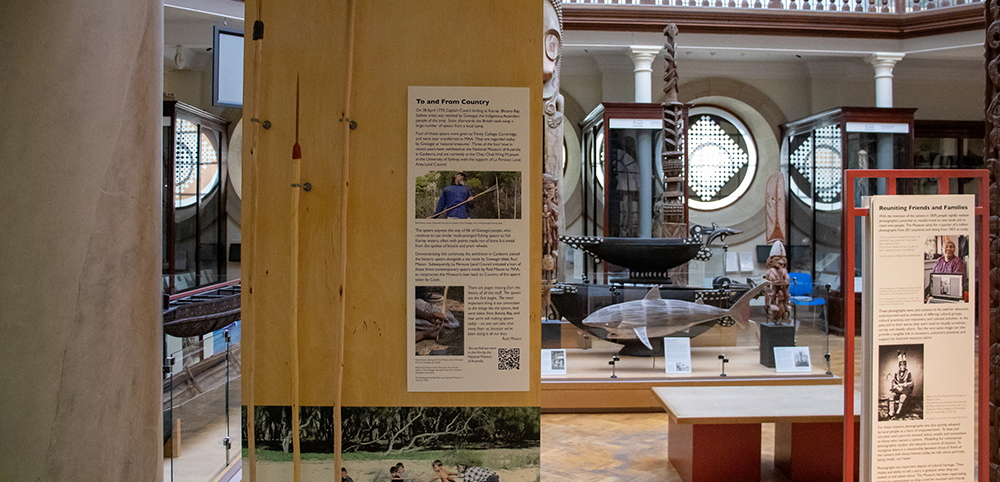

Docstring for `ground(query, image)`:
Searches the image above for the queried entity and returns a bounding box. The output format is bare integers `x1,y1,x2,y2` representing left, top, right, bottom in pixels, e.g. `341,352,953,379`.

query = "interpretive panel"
773,346,811,373
663,338,692,374
864,195,975,482
407,86,531,391
541,349,567,376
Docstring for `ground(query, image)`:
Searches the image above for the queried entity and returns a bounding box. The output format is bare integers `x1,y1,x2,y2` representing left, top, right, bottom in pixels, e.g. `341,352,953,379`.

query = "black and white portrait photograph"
878,344,924,421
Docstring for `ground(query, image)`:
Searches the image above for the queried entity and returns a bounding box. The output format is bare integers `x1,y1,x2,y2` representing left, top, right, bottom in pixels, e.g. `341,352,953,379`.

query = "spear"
426,184,498,219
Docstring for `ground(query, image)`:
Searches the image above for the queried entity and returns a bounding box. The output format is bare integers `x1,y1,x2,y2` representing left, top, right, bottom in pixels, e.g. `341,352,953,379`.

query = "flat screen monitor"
930,272,963,301
213,27,243,108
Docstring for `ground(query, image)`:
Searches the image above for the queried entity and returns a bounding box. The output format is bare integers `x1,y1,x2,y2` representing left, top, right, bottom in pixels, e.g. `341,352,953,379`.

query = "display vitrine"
163,100,231,293
780,107,915,334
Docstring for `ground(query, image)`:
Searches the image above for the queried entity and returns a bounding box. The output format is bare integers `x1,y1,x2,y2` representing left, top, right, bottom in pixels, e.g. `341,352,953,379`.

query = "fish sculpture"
582,281,770,350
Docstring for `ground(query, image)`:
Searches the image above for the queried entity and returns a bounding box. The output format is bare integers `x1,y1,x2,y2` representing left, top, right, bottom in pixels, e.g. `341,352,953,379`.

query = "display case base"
541,340,839,412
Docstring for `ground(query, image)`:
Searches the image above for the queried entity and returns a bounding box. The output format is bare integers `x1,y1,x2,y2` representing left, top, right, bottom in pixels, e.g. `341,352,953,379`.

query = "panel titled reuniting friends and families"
407,86,530,392
864,195,976,482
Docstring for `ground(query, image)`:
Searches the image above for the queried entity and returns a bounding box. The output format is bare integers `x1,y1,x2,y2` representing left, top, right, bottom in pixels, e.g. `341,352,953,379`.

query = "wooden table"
653,385,861,482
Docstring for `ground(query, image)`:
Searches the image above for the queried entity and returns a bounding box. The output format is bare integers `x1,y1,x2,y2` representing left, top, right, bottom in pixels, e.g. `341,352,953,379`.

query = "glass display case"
780,107,915,335
542,104,838,410
577,102,690,283
163,100,231,294
913,120,985,194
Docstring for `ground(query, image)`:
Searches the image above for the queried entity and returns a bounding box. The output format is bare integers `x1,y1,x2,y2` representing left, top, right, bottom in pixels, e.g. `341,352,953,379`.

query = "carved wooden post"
985,1,1000,478
661,24,691,285
542,0,564,313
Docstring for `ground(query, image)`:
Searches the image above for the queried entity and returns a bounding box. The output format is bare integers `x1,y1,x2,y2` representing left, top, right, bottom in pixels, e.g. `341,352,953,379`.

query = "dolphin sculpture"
582,281,770,350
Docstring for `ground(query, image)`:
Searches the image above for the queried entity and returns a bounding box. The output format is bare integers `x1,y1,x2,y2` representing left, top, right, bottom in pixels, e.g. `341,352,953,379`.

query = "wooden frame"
842,168,989,482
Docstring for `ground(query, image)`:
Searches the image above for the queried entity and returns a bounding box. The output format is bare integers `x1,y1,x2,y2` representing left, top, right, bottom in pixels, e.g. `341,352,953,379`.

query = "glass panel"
786,130,814,275
685,109,756,211
173,211,197,292
224,323,242,468
606,128,644,239
164,329,239,482
542,254,833,382
963,138,985,169
814,125,843,294
846,131,911,194
163,124,172,291
199,127,222,287
175,119,201,208
914,137,958,169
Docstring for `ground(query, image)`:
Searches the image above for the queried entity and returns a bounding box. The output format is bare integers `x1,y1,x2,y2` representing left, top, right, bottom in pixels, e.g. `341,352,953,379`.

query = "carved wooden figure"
542,0,564,312
764,240,791,324
764,172,787,245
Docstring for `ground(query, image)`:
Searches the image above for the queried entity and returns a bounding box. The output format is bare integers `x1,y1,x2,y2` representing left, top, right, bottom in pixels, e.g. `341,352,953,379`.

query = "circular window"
788,124,842,212
684,107,757,211
595,129,605,189
174,118,220,208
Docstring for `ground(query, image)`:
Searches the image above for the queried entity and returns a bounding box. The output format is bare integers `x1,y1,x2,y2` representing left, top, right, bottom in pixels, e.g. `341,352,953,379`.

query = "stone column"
631,46,661,238
0,2,163,481
630,46,660,103
867,53,904,193
867,52,904,108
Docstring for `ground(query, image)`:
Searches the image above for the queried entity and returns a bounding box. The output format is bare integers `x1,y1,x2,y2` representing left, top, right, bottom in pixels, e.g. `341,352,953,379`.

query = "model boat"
163,284,241,338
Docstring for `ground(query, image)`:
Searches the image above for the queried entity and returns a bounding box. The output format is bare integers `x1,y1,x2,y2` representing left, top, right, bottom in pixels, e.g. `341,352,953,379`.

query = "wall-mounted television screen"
213,27,243,108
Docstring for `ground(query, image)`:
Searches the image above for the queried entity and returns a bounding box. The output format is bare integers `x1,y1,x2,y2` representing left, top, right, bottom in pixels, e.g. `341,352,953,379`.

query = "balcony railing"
564,0,982,14
562,0,984,38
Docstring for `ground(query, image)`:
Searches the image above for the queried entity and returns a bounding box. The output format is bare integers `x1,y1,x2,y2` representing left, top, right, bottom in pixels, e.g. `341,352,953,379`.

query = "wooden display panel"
241,1,542,480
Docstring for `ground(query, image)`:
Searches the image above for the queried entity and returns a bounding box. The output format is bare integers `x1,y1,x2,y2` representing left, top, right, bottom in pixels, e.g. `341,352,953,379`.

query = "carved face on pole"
542,0,561,101
543,173,557,200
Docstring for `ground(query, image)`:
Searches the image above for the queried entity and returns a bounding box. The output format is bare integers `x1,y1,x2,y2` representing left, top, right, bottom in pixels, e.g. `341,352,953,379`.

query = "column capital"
629,45,661,73
866,52,905,78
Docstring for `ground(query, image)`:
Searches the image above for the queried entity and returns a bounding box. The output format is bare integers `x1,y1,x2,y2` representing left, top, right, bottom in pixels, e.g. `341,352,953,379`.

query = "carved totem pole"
984,2,999,478
542,0,565,312
661,24,686,239
661,24,689,284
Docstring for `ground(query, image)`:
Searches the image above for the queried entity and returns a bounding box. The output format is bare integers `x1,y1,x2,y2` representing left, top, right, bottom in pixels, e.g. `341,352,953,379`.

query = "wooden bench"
653,385,860,482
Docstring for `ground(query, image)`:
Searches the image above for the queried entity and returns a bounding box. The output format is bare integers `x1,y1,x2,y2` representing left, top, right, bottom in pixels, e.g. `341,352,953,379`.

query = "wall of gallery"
557,30,985,288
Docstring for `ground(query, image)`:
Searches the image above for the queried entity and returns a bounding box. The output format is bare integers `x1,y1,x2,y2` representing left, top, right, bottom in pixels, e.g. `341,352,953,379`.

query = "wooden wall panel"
342,0,542,407
242,0,542,413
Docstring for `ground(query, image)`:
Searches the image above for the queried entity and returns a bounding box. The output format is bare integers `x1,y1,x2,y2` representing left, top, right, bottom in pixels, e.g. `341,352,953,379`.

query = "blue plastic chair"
788,272,826,326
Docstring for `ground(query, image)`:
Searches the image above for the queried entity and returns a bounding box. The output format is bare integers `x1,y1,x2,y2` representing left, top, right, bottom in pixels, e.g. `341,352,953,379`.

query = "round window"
683,107,757,211
174,118,220,208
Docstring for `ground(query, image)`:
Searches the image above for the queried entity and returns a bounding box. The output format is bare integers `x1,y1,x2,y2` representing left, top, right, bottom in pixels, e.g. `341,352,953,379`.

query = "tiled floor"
540,412,792,482
539,323,862,482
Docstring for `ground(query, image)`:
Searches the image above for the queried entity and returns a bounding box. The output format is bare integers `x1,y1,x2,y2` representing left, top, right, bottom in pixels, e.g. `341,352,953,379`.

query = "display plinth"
774,421,860,482
759,323,795,368
668,418,761,482
654,385,862,482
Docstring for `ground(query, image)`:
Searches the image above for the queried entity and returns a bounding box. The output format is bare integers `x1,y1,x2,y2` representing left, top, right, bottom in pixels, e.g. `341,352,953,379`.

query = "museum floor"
540,412,791,482
539,323,860,481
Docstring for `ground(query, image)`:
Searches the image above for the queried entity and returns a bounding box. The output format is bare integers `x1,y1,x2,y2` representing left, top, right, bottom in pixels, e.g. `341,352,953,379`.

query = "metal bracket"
163,356,176,375
292,182,312,192
250,118,271,129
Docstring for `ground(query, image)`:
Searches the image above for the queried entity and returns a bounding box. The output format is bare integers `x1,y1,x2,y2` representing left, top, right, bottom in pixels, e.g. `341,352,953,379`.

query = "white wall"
557,36,986,285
